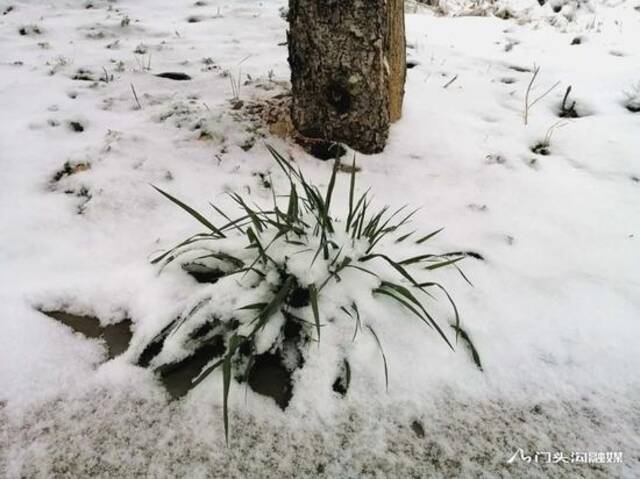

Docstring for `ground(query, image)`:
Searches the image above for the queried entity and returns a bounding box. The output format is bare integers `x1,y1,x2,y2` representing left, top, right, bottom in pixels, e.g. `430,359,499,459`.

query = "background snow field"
1,0,639,477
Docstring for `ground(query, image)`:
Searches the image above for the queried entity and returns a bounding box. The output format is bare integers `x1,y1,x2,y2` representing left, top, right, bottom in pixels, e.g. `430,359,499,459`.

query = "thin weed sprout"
523,64,561,126
227,54,251,102
542,120,568,146
560,85,577,118
133,53,152,72
147,146,479,443
532,120,569,155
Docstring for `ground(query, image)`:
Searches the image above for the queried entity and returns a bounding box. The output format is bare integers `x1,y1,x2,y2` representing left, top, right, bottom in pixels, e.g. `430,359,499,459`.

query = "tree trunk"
387,0,406,122
288,0,406,155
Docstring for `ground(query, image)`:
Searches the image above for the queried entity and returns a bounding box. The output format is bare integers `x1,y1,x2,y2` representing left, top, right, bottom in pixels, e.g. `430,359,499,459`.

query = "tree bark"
387,0,406,122
288,0,406,155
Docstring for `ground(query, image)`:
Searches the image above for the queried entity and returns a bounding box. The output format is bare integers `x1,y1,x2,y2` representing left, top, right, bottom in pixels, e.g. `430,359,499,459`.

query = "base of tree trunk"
288,0,406,155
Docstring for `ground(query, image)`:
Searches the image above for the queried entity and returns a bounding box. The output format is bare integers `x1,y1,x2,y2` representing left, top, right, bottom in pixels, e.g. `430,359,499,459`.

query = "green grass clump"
149,145,479,443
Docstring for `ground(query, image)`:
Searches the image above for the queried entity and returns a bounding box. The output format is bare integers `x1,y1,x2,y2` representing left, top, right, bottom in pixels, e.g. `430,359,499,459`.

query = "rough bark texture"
387,0,406,122
288,0,406,155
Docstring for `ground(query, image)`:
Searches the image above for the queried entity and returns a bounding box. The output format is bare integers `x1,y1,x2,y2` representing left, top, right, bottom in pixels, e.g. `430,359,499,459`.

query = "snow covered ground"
1,0,639,476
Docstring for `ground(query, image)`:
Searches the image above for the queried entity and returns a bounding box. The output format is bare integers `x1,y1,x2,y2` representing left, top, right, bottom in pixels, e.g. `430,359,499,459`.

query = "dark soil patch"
156,339,226,399
52,161,90,182
247,353,292,410
411,420,426,438
332,359,350,397
531,143,550,156
253,171,271,189
72,69,95,81
287,284,310,309
558,86,589,118
137,322,175,368
182,263,226,284
68,121,84,133
74,186,92,214
19,25,42,36
156,72,192,81
40,310,133,360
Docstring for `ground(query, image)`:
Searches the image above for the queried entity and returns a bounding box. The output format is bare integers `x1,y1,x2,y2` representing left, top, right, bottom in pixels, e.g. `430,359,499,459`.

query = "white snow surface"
1,0,639,477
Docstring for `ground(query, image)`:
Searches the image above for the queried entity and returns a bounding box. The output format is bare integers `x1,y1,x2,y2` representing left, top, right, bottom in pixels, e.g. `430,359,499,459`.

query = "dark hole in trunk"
326,81,351,114
309,141,346,161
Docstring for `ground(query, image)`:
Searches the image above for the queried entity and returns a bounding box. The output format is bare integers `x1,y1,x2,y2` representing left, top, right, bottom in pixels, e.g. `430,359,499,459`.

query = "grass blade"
424,256,465,271
416,227,443,245
309,283,321,343
324,156,340,218
359,253,420,287
223,334,241,445
418,281,461,341
395,231,415,243
152,185,224,237
346,154,357,231
366,325,388,391
451,324,482,371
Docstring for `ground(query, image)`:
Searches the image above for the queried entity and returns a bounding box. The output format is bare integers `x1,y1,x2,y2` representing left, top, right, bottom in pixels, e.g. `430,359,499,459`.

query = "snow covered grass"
147,145,477,440
1,0,639,476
